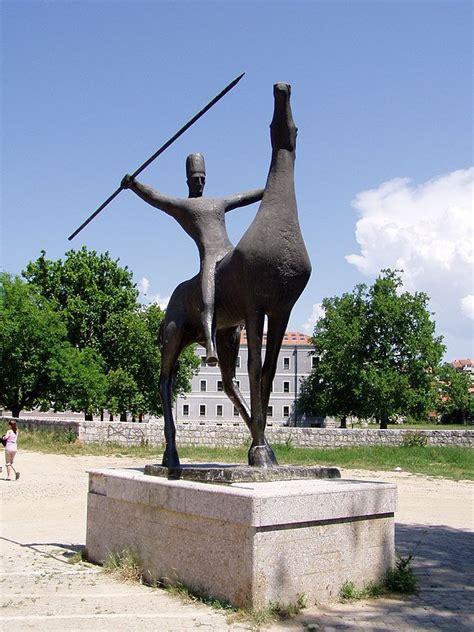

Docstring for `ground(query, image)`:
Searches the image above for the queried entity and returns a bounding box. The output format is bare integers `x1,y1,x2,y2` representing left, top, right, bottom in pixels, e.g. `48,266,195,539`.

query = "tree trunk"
11,404,21,418
100,409,104,422
139,413,143,423
379,412,389,430
131,415,136,423
120,412,127,422
340,416,347,429
109,414,114,421
85,412,93,421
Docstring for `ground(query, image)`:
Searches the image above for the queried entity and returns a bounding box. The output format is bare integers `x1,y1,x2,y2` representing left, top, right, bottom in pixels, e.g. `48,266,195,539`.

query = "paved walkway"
0,453,472,630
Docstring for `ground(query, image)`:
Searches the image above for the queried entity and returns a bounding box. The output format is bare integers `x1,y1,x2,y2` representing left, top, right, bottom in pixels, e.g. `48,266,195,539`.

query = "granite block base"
86,467,396,608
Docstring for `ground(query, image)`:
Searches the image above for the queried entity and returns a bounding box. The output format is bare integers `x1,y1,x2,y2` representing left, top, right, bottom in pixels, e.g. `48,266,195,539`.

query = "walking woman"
3,421,20,480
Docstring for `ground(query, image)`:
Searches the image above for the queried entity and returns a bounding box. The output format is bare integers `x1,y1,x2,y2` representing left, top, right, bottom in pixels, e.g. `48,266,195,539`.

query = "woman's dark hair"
9,421,17,434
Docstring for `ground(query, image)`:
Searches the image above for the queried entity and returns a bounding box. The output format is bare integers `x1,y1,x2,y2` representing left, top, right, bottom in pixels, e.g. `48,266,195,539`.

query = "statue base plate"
144,463,341,483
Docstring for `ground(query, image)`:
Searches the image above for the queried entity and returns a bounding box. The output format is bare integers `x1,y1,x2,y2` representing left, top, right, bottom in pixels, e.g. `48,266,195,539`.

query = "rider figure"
121,154,263,365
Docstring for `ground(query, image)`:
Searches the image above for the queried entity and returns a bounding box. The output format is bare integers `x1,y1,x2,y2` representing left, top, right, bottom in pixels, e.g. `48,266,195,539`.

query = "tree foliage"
23,247,139,354
435,363,471,422
299,270,445,428
19,249,199,418
0,273,69,417
49,346,107,420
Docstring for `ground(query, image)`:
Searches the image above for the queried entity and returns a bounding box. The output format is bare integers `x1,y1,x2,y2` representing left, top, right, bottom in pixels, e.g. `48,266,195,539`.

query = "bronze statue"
135,83,311,468
121,157,264,365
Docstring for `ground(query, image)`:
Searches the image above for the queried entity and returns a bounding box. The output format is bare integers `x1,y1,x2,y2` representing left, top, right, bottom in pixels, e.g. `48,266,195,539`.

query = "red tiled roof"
239,330,311,346
451,358,473,368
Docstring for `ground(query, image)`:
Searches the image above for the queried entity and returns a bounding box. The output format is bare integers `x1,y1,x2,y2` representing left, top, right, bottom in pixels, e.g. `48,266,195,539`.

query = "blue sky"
1,0,472,360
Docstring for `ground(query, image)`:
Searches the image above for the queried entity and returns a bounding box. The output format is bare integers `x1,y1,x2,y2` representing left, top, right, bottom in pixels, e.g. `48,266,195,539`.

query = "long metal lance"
68,72,245,241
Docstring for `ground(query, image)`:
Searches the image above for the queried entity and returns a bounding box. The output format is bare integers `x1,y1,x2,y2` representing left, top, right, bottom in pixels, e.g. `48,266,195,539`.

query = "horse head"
270,83,297,153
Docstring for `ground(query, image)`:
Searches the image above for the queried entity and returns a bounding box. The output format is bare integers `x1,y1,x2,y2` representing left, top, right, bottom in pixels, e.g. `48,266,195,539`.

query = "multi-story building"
175,331,315,425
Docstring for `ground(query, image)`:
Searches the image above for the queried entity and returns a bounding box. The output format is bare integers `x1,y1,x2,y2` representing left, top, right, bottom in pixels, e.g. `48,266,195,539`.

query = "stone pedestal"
86,467,396,608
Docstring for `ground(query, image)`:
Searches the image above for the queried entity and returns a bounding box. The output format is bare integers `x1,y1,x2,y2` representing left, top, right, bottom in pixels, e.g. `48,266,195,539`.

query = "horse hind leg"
159,322,186,468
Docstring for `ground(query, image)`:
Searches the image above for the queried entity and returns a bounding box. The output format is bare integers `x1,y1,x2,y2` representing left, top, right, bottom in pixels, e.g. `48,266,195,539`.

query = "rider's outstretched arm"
121,175,186,218
225,188,265,212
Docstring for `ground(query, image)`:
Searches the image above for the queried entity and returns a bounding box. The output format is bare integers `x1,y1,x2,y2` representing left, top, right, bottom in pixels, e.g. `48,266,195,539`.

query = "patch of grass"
339,580,359,600
156,578,305,628
65,548,88,564
9,423,473,480
388,423,469,430
103,547,143,583
159,579,236,612
339,555,418,601
11,426,164,458
385,555,418,594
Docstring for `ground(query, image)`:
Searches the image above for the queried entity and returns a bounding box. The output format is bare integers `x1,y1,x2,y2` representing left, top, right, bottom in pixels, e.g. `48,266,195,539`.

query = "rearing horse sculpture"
159,83,311,467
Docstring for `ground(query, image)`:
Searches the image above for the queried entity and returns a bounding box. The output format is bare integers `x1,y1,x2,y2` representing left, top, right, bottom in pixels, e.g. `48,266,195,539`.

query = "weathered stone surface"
144,463,341,483
5,416,473,448
86,468,396,608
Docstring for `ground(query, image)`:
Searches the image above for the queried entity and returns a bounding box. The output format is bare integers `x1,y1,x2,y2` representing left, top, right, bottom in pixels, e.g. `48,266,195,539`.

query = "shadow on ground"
289,523,473,632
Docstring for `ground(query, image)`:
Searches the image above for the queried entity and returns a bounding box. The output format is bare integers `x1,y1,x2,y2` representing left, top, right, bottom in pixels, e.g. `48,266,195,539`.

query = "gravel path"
0,451,472,630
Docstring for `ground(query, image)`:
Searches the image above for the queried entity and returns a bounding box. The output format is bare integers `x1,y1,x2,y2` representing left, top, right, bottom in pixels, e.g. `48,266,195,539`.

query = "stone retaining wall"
3,417,473,449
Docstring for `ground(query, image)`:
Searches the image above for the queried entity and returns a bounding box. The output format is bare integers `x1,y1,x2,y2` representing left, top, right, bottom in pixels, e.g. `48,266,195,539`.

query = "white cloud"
346,168,474,357
302,303,325,334
138,277,150,296
150,293,171,309
461,295,474,321
138,276,170,309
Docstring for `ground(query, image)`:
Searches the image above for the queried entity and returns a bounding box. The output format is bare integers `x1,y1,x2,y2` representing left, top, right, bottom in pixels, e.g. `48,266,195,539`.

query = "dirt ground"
1,451,473,631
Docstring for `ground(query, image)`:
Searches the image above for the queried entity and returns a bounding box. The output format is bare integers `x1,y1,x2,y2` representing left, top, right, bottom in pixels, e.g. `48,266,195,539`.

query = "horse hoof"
162,447,180,469
248,444,278,467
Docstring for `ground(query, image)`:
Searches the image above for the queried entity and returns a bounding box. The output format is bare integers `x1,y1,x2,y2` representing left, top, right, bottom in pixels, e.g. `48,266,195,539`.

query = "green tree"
299,270,445,429
106,368,144,421
0,273,70,417
49,346,107,420
435,363,471,422
102,304,200,419
23,247,139,354
298,289,366,428
23,249,199,419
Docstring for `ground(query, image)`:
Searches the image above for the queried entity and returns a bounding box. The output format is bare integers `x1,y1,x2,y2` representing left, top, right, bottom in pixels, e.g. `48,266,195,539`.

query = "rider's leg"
200,259,218,365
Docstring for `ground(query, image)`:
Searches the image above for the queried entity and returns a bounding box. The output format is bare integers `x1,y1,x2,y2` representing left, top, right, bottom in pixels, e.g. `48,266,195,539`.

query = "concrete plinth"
86,467,396,608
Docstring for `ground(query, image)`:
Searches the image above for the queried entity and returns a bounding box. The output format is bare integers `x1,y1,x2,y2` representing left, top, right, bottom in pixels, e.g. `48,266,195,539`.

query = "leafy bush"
385,555,418,594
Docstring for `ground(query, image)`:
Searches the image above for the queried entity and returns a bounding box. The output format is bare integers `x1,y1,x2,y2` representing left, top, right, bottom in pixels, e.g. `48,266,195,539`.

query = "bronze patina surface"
144,464,340,483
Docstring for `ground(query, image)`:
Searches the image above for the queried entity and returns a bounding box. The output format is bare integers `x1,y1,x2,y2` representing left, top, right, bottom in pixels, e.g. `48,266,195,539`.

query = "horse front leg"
245,310,276,467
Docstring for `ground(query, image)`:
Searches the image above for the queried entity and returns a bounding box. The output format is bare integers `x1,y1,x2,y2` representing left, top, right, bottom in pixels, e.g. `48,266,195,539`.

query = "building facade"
175,331,316,425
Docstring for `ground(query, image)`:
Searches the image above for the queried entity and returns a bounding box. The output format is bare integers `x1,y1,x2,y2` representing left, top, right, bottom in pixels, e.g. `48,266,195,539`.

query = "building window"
217,380,223,391
182,404,189,416
267,406,273,417
236,380,240,389
199,404,206,417
312,356,318,369
283,357,290,370
200,356,206,367
283,406,290,418
216,405,223,417
233,406,239,417
236,356,241,368
283,381,290,393
200,380,207,392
